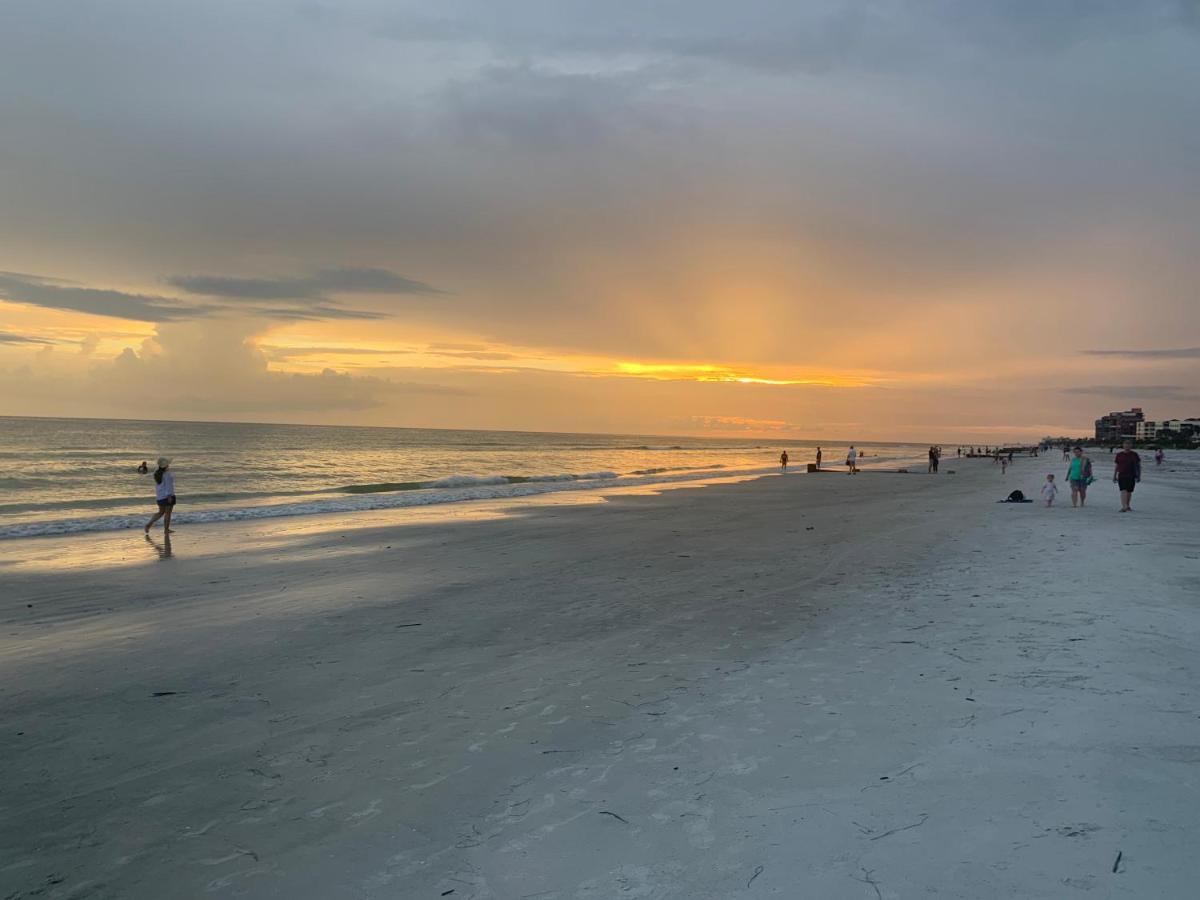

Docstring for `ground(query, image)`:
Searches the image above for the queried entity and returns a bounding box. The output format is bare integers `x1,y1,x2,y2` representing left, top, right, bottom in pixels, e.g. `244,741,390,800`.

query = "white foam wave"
0,466,775,539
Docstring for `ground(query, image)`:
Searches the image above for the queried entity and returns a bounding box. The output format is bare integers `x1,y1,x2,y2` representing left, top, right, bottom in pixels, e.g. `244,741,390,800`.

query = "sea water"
0,416,927,538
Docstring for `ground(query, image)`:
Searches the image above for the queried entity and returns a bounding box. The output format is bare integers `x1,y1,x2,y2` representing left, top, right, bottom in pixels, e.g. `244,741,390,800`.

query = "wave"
0,487,317,514
338,471,620,494
0,465,777,539
628,464,726,476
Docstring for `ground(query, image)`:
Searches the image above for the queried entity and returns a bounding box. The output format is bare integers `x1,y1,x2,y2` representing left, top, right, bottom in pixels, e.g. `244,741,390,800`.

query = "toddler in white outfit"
1040,473,1058,507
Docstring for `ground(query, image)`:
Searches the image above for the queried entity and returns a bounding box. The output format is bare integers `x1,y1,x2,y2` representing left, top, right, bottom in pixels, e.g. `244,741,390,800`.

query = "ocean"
0,417,929,538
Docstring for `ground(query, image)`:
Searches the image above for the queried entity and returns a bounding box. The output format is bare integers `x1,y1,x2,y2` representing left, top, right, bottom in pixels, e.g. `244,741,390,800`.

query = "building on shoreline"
1135,418,1200,442
1095,408,1144,443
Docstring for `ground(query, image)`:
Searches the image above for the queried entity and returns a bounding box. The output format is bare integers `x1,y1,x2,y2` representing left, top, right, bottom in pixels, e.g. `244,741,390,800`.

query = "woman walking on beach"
145,457,176,533
846,445,858,474
1066,446,1092,507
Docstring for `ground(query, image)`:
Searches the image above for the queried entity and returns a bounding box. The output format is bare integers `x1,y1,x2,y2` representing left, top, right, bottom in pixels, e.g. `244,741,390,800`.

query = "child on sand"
1041,473,1058,507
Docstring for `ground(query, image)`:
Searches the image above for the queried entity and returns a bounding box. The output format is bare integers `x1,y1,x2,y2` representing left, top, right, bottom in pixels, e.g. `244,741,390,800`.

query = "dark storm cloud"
0,271,390,323
168,267,444,300
1082,347,1200,359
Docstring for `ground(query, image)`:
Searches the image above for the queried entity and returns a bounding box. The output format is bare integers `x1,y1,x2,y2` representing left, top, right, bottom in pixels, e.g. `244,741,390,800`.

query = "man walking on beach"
846,445,858,474
1113,439,1141,513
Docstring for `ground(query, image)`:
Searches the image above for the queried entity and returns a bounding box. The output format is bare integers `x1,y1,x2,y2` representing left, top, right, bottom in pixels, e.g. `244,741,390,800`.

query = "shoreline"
3,453,1198,897
0,454,931,542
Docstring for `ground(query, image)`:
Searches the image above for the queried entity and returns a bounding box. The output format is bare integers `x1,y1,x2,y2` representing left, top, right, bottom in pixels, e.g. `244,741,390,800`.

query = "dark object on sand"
999,490,1031,503
1112,851,1122,873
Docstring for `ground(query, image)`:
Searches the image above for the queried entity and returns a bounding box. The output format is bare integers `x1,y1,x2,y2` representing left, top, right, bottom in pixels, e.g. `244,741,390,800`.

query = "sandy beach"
3,454,1199,899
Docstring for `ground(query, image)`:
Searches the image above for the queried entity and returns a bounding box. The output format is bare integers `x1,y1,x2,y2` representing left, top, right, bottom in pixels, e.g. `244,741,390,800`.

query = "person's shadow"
145,532,173,560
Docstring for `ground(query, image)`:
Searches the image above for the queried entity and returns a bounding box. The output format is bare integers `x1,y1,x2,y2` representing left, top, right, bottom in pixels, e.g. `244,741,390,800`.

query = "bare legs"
145,504,174,533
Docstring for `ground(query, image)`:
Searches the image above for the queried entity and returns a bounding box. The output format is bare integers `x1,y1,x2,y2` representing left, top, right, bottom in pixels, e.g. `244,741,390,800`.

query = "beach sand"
2,455,1198,898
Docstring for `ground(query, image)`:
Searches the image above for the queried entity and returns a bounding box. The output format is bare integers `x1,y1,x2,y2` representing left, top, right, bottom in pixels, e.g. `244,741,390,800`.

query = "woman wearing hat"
145,457,177,533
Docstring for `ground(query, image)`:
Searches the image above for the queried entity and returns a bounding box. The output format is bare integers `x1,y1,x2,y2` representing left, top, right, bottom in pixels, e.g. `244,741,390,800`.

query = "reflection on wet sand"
144,533,172,560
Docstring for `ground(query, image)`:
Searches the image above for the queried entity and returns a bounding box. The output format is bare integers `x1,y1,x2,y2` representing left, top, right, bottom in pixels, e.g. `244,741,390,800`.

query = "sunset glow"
0,3,1196,441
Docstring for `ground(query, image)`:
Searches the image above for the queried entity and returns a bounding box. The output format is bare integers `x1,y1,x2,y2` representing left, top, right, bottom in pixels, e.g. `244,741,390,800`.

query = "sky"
1,0,1198,441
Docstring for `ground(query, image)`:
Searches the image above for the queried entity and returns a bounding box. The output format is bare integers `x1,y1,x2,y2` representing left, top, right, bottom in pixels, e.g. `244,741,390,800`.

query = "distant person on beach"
815,446,822,470
1062,446,1070,461
1155,448,1165,466
928,446,939,473
1113,440,1141,513
136,460,148,474
1066,446,1092,507
144,457,176,534
1000,456,1008,475
846,445,858,474
1041,474,1058,507
780,450,789,472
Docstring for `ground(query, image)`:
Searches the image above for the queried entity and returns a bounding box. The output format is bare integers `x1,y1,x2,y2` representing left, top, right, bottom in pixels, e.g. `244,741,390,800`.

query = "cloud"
380,1,1198,75
1081,347,1200,359
2,2,1200,435
0,318,464,420
262,345,412,361
1060,384,1198,401
0,271,210,323
0,270,399,323
0,329,55,345
168,267,444,300
686,414,799,432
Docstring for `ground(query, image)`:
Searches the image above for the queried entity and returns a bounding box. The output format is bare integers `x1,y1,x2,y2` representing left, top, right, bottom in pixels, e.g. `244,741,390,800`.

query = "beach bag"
1007,489,1025,502
1083,457,1094,485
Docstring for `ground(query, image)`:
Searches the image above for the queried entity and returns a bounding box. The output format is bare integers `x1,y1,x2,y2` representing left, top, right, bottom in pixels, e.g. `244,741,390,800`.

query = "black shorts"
157,495,177,510
1116,476,1136,493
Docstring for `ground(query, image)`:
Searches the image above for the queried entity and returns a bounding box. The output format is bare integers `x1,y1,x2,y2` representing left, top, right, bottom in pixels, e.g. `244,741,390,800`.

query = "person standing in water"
780,450,789,472
136,460,149,474
846,445,858,474
1113,440,1141,513
145,457,177,533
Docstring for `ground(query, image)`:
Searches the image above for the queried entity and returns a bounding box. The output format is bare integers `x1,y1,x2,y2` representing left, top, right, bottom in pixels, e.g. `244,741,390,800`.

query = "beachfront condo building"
1095,407,1145,442
1136,418,1200,441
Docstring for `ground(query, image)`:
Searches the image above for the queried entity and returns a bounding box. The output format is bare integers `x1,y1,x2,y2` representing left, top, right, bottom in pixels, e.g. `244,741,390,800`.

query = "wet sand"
2,454,1199,898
